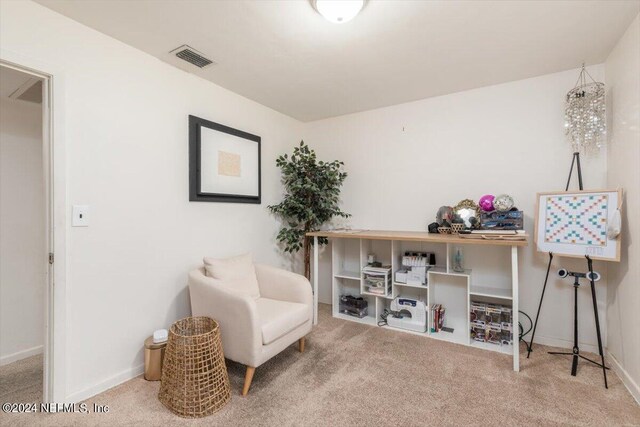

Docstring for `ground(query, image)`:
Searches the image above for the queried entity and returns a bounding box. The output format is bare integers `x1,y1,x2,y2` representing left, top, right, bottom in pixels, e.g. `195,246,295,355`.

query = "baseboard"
0,345,43,366
530,335,599,354
607,352,640,405
66,363,144,403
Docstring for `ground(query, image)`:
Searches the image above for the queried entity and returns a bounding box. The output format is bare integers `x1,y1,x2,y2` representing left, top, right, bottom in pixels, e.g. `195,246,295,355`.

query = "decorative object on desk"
159,316,230,417
450,223,464,234
436,206,453,225
428,222,440,234
437,226,451,234
478,194,495,212
269,141,350,279
535,189,622,261
452,247,464,272
453,199,480,229
565,64,606,152
189,115,261,203
493,194,515,212
480,210,524,230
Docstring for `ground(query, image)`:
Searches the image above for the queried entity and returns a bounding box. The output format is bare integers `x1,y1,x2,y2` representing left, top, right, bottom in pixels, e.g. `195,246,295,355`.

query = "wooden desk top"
306,229,529,247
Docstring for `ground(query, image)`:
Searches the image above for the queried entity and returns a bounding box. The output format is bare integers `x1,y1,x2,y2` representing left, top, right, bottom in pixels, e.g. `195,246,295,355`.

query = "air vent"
170,45,215,69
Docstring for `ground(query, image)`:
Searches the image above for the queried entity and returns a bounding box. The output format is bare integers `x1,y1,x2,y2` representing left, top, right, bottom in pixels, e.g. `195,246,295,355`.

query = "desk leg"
313,236,319,325
511,245,520,372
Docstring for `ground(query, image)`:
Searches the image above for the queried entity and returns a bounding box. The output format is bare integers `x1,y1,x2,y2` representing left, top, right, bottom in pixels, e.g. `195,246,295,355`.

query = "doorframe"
1,50,67,403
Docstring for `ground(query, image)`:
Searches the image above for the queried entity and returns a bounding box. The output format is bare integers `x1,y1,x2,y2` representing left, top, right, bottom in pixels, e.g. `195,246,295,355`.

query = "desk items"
395,252,435,286
339,295,368,318
478,194,495,212
470,301,513,347
428,193,523,240
362,265,392,296
388,297,427,333
430,304,446,333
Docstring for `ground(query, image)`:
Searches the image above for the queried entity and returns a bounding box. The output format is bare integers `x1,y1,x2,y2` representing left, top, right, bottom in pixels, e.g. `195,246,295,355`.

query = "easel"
526,151,609,388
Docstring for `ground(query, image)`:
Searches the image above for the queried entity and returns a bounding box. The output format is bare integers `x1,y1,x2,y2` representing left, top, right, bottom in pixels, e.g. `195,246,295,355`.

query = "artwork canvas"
535,190,621,261
189,115,261,203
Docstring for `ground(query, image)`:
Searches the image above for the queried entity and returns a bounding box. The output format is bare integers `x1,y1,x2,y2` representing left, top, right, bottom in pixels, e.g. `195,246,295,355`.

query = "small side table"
158,316,231,418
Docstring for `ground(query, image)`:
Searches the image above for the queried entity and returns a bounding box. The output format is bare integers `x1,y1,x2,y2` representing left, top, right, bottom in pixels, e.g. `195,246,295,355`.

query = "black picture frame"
189,115,261,203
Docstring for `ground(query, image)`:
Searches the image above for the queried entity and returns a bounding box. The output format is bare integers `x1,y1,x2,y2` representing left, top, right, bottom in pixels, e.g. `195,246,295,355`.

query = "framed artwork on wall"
189,115,261,203
534,189,622,261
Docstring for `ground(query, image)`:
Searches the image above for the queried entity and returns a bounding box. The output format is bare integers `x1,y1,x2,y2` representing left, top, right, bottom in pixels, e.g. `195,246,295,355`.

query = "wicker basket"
159,316,231,418
450,223,464,234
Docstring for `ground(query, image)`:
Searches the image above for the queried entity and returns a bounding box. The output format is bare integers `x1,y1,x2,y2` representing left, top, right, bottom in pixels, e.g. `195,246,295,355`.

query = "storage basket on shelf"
158,316,230,418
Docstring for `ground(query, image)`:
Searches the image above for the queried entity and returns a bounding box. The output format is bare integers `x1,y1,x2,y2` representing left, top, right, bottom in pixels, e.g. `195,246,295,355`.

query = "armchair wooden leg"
242,366,255,396
298,337,305,353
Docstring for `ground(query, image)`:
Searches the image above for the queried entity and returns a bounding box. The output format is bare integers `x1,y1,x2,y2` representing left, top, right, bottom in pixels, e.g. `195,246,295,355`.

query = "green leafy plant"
269,141,350,279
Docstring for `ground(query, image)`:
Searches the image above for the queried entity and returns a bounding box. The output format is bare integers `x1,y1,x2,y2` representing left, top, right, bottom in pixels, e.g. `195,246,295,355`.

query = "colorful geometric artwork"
535,190,621,262
544,194,608,246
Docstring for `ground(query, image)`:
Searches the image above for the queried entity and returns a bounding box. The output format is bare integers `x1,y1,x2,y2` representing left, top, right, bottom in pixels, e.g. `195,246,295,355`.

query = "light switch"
72,205,89,227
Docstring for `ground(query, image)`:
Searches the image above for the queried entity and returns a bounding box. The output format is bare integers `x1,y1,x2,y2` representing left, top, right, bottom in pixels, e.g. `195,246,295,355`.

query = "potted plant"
269,141,350,279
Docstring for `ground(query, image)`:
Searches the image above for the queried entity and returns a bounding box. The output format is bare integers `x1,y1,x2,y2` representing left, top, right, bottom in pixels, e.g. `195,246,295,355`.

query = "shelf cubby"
333,277,377,324
427,271,469,345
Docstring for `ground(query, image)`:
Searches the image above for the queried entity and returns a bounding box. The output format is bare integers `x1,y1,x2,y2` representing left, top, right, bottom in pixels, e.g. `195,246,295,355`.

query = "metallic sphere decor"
478,194,495,212
493,194,515,212
565,65,606,152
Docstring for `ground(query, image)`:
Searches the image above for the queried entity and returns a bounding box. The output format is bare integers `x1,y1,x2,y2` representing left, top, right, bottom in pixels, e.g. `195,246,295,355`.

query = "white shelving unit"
310,229,527,372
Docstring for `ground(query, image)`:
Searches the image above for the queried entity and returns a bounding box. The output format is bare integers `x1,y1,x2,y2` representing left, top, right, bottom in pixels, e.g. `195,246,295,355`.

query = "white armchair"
188,261,313,396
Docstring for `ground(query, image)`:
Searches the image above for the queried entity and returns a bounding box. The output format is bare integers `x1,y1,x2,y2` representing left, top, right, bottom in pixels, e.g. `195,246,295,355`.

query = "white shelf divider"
469,285,512,300
334,270,360,280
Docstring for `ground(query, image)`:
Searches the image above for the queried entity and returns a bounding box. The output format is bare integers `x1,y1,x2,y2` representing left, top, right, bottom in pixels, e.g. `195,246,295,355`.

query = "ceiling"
36,0,639,122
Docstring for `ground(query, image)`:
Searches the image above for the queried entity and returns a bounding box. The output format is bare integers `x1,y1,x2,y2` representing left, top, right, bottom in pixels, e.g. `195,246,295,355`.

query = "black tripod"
526,152,609,388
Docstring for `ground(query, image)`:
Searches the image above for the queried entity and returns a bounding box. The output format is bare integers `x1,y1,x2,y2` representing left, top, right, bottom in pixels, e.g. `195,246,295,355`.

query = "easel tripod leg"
571,281,579,376
586,256,608,389
527,252,553,358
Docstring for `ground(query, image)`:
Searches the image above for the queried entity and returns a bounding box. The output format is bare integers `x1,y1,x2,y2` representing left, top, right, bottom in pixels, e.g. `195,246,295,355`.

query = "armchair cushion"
256,298,309,345
203,253,260,299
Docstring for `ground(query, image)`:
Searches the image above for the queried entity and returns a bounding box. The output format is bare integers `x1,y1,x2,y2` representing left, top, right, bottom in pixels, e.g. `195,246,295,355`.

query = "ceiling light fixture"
313,0,365,24
564,64,606,152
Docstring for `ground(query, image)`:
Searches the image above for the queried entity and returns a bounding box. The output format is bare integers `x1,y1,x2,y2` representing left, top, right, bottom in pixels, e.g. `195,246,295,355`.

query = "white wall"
1,1,303,401
605,13,640,402
304,66,610,352
0,96,45,365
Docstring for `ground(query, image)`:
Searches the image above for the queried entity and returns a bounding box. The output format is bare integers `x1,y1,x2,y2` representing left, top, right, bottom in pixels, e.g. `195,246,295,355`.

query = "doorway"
0,64,49,403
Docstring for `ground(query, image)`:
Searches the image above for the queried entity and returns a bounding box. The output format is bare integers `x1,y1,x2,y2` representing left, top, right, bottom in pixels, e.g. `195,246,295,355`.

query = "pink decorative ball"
479,194,495,212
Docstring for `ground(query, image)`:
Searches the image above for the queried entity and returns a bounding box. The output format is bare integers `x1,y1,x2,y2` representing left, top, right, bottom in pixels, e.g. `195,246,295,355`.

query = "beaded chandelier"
564,65,606,152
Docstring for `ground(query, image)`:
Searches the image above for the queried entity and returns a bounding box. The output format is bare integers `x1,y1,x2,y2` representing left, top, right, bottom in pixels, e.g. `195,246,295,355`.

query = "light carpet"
0,354,43,405
1,304,639,426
